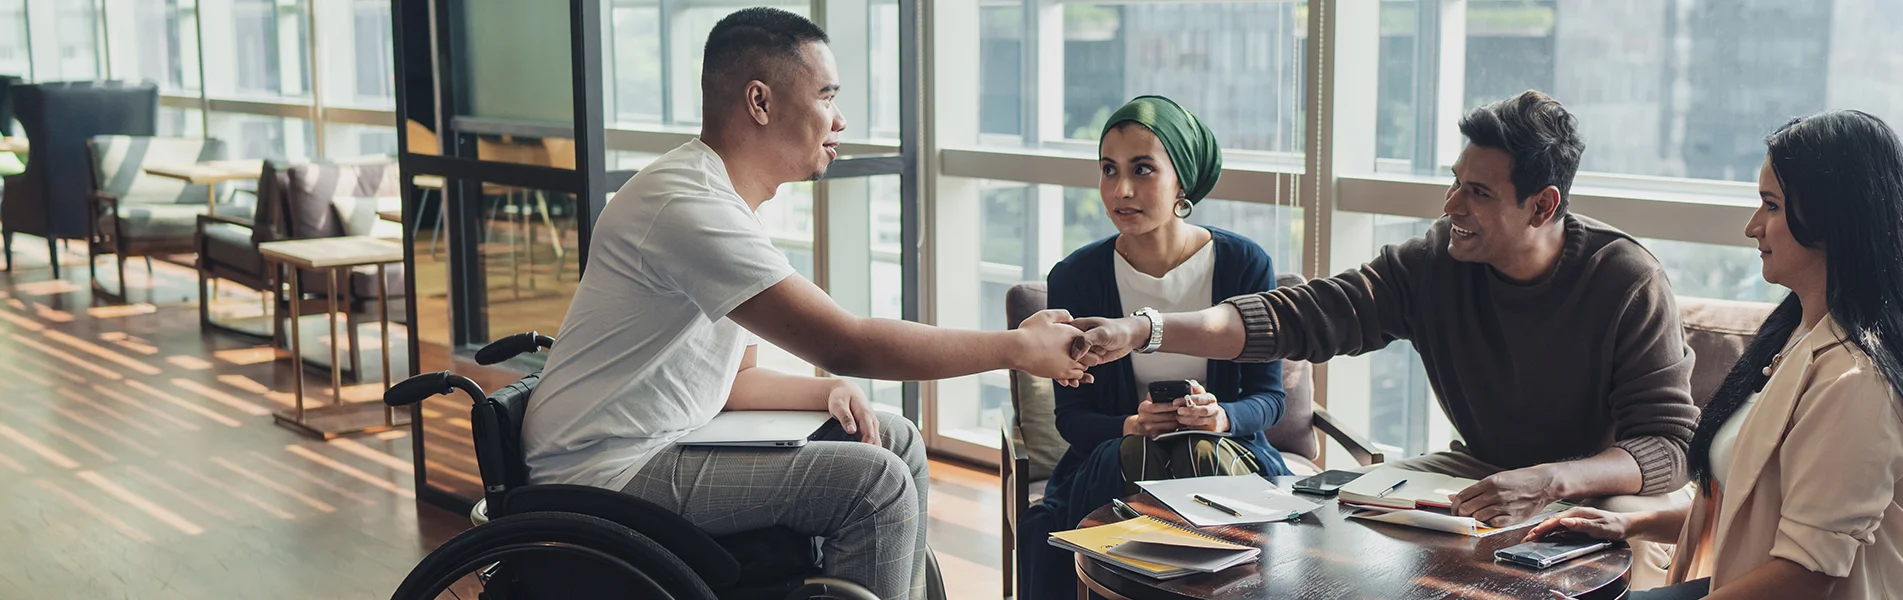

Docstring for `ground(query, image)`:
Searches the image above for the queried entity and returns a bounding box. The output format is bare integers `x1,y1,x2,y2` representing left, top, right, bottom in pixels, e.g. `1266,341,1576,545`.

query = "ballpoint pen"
1375,479,1408,498
1192,494,1242,517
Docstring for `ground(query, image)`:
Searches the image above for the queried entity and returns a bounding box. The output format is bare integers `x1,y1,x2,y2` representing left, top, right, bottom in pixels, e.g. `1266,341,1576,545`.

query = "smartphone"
1290,470,1364,496
1147,380,1194,403
1494,534,1613,569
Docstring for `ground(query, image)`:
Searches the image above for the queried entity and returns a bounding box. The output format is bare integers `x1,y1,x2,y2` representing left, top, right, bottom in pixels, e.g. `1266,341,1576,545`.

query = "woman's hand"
1172,380,1229,433
1521,507,1634,543
1126,392,1180,437
825,380,881,445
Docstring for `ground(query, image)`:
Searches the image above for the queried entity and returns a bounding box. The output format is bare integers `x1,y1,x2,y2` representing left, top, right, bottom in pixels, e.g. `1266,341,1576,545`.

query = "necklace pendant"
1763,353,1784,377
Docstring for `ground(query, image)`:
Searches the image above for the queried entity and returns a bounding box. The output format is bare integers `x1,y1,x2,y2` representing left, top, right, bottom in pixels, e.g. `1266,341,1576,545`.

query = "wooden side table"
257,235,410,439
143,159,264,216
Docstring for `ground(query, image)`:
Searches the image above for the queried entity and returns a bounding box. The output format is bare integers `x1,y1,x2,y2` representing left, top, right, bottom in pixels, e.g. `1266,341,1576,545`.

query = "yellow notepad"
1048,515,1259,580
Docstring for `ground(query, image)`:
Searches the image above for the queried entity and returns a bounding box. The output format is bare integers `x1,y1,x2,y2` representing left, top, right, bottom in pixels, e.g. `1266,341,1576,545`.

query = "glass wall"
25,0,1892,468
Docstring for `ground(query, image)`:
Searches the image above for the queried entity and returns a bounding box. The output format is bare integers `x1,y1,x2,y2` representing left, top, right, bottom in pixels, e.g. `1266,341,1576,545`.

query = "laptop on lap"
675,410,837,448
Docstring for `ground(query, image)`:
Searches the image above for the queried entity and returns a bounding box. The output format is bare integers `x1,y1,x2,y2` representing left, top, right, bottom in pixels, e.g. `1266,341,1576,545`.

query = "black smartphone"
1290,470,1364,496
1146,380,1193,403
1494,533,1614,569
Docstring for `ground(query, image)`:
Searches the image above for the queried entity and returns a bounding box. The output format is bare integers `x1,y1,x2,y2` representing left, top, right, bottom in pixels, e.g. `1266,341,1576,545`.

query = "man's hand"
1126,392,1179,437
1071,315,1149,367
1173,380,1229,432
825,380,881,445
1014,310,1093,385
1450,465,1559,527
1521,507,1633,543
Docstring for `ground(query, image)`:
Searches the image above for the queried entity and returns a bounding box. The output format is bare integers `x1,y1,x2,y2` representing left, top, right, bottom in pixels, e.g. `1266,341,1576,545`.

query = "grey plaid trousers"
622,416,930,599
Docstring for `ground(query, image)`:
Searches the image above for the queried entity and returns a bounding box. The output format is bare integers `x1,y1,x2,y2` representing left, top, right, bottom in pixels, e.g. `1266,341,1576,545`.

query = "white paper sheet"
1136,475,1324,527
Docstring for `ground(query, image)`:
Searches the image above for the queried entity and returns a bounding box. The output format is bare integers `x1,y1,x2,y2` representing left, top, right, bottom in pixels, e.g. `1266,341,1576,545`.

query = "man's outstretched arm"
728,274,1091,383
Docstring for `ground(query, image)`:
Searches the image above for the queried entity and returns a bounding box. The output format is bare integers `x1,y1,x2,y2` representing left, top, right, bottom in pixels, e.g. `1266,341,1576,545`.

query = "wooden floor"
0,237,1007,599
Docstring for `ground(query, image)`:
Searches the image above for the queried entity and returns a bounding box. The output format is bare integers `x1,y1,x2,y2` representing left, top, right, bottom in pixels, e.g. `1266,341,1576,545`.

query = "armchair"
1,81,159,279
85,135,228,299
195,159,404,378
998,277,1384,598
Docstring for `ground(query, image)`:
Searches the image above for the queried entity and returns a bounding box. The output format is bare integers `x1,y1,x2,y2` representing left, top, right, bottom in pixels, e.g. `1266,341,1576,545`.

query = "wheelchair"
384,332,945,600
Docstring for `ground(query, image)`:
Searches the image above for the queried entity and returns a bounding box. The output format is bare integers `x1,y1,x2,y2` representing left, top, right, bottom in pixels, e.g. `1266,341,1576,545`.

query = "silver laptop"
675,410,836,448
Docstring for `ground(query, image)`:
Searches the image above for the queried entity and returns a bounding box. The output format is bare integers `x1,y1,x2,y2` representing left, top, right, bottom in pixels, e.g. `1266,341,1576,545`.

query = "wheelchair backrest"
471,370,540,503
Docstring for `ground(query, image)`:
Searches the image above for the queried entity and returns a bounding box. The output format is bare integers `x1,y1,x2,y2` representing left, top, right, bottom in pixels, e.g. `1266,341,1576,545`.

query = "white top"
1115,237,1216,395
524,139,796,490
1709,389,1761,492
1710,326,1812,492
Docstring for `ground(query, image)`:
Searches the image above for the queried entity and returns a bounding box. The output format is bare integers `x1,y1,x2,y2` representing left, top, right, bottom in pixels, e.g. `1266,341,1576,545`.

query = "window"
979,1,1307,151
112,0,199,92
203,0,310,100
1643,238,1783,303
316,0,394,108
0,1,25,78
1377,0,1903,182
208,112,314,160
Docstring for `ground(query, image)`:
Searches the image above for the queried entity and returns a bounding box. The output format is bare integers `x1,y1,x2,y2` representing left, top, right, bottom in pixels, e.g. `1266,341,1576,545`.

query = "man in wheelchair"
520,9,1093,599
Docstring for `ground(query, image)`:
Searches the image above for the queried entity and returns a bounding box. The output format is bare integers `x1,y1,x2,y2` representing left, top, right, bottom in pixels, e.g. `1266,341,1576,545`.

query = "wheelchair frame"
384,332,943,600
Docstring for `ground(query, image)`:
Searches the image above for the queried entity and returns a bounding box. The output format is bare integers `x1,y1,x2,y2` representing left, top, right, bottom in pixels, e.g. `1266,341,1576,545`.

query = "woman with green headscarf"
1017,96,1293,598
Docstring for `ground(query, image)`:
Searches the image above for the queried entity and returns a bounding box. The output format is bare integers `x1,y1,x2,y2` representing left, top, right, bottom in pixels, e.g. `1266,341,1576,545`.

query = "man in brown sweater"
1074,91,1698,583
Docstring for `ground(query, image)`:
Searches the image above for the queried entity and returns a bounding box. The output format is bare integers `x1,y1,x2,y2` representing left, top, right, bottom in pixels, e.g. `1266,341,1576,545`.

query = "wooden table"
144,159,265,215
257,236,410,439
1075,482,1630,600
0,137,26,154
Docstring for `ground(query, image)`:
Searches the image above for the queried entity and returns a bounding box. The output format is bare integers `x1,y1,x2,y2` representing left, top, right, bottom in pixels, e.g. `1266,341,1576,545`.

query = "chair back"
3,81,158,239
1679,297,1777,408
88,135,227,204
283,160,403,240
474,370,540,503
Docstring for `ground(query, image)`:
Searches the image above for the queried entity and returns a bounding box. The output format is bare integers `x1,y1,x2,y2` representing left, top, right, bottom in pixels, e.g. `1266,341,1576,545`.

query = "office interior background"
0,0,1899,597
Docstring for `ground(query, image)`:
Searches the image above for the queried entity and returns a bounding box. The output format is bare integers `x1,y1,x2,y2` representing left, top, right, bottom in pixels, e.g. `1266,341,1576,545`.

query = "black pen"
1375,479,1408,498
1192,494,1242,517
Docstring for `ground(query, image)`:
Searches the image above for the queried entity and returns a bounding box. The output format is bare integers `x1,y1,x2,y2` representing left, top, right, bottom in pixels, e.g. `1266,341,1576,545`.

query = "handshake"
1011,310,1153,386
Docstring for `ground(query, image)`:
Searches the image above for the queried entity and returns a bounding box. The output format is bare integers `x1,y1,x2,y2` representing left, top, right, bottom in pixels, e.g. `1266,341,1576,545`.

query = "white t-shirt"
1115,237,1215,394
523,139,795,490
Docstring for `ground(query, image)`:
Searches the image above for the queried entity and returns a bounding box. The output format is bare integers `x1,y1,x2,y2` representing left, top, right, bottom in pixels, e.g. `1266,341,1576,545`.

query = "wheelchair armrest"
499,484,742,587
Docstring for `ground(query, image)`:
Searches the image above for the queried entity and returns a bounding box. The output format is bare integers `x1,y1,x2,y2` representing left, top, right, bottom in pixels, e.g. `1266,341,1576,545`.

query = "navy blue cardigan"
1046,227,1292,480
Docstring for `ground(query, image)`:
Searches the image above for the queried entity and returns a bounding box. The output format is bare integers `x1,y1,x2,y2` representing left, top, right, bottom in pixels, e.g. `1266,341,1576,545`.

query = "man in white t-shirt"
522,8,1090,599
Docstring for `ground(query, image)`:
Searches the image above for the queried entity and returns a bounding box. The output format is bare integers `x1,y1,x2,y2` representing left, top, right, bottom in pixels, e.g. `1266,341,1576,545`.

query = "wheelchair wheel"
392,511,719,600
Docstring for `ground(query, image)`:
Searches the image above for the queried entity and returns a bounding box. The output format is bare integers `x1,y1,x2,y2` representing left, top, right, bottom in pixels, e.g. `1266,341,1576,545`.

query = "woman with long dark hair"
1526,110,1903,599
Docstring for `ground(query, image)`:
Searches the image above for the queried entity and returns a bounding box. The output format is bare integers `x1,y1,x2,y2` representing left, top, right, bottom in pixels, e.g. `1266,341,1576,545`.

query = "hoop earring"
1173,198,1194,219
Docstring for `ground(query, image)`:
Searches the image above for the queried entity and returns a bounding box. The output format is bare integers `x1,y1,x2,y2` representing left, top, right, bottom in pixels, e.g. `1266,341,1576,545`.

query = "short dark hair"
701,8,830,107
1457,90,1585,216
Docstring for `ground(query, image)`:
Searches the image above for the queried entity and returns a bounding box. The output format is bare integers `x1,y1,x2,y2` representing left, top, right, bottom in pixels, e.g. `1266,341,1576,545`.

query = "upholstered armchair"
2,81,159,278
85,135,229,299
998,276,1385,598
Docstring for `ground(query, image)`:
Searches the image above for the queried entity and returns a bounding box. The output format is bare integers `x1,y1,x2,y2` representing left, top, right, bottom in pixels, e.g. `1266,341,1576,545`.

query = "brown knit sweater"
1225,215,1698,495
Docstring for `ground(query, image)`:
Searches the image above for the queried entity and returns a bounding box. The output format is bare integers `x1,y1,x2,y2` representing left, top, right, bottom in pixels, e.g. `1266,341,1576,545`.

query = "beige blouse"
1670,316,1903,600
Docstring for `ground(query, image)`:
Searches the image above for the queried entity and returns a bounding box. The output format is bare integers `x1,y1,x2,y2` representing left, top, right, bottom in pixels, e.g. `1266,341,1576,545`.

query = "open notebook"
1049,515,1259,580
1336,467,1473,510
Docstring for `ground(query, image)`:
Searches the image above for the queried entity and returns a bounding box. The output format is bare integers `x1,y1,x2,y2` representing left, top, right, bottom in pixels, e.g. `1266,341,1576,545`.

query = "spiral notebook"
1048,515,1259,580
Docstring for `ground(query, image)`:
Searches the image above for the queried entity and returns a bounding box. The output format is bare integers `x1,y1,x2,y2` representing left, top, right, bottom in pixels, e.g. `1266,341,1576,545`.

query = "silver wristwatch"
1132,307,1163,354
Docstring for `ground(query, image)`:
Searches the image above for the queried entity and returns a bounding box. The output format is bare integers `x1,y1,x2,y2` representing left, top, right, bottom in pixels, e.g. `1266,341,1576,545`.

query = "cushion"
105,202,207,241
1282,453,1321,477
329,195,404,239
1679,296,1777,408
202,221,264,276
1004,473,1051,529
1012,370,1065,481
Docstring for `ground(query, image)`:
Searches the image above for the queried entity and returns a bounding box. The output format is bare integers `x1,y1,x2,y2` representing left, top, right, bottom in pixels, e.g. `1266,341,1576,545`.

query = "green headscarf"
1100,95,1222,204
